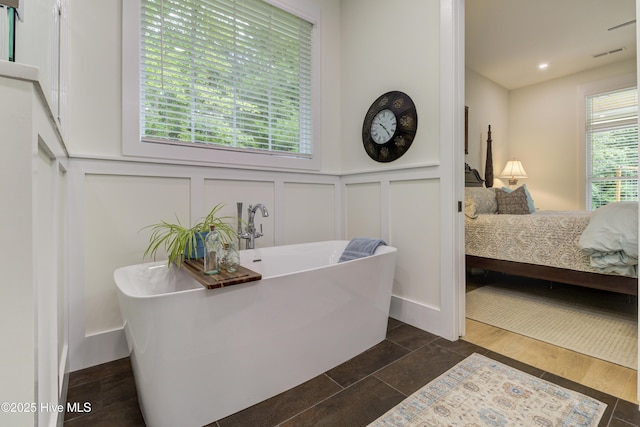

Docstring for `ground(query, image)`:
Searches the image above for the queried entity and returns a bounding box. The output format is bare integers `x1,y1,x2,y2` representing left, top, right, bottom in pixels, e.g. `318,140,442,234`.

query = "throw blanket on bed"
578,201,638,276
339,238,386,262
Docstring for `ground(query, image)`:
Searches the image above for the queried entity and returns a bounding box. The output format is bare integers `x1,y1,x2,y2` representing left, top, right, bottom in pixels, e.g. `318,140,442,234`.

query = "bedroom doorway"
459,0,640,402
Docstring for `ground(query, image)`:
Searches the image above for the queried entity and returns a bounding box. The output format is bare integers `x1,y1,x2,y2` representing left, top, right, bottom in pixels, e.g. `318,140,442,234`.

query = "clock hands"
378,123,391,136
370,108,398,144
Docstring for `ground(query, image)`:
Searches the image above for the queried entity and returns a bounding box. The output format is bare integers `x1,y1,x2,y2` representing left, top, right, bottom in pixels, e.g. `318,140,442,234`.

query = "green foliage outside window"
587,87,638,210
589,126,638,209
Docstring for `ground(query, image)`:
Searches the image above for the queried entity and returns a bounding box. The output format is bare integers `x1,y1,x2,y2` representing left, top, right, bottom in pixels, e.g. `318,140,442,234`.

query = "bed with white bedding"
464,184,638,295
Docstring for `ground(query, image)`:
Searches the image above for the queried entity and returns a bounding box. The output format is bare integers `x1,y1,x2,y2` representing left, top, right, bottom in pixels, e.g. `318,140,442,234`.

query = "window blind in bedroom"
585,86,638,209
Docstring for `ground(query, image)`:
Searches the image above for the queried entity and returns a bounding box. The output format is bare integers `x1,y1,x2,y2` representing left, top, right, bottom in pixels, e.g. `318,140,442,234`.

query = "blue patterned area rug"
369,353,606,427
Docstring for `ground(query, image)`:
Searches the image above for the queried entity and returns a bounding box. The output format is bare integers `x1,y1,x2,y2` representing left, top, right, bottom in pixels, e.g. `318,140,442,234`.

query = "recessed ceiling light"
538,63,549,70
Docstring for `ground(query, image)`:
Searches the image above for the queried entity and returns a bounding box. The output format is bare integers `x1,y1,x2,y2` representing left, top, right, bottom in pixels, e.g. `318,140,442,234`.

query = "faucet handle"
255,224,263,238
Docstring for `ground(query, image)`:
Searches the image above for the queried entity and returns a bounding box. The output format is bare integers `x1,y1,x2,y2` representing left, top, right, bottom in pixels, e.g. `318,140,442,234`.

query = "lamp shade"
499,160,528,179
499,159,527,186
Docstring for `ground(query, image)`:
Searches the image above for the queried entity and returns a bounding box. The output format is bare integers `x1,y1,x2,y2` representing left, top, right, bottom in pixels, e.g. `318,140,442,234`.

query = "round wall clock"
362,91,418,162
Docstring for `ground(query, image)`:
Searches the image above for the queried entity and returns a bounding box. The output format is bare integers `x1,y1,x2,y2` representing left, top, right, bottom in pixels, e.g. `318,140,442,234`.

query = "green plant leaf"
139,203,240,267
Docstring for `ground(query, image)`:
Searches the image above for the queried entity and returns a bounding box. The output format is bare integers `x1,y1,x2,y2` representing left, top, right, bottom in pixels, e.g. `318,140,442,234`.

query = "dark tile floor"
64,318,640,427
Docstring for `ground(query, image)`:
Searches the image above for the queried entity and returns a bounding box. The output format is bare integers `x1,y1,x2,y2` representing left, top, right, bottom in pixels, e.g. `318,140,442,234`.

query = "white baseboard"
69,328,129,372
389,294,453,340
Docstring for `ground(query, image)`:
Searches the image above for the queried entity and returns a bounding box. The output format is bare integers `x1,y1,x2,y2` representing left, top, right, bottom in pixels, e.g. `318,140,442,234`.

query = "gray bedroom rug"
368,352,606,426
466,282,637,369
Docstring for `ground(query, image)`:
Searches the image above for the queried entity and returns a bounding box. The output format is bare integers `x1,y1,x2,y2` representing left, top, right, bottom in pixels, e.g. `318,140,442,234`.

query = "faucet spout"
250,203,269,218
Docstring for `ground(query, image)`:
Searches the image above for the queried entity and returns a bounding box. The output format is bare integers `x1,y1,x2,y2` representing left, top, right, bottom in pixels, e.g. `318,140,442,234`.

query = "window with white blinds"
139,0,313,157
585,86,638,209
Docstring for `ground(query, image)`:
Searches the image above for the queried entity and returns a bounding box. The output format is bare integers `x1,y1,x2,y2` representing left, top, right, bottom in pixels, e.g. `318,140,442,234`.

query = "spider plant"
141,204,237,267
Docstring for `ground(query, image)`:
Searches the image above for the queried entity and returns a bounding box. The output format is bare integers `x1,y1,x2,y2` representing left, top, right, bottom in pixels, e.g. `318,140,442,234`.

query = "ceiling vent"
608,20,636,31
592,47,625,58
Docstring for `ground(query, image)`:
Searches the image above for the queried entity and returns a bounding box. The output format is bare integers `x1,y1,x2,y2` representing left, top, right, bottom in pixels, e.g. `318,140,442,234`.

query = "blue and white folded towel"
338,238,387,263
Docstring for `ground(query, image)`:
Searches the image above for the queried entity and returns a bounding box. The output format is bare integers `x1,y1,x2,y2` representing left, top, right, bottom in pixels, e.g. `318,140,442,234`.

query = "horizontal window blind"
585,87,638,209
140,0,313,156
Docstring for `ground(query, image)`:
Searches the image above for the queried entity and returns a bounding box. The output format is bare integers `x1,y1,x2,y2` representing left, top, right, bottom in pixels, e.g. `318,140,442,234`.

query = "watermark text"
1,401,92,414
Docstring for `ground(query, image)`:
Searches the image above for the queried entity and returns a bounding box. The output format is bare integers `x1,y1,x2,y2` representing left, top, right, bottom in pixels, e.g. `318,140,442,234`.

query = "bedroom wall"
465,68,510,187
509,59,637,210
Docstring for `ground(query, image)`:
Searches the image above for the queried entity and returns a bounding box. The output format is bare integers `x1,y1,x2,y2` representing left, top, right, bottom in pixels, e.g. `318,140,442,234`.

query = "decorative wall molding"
67,158,447,371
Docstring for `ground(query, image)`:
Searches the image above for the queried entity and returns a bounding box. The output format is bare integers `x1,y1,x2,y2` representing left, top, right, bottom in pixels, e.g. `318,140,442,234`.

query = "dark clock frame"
362,91,418,163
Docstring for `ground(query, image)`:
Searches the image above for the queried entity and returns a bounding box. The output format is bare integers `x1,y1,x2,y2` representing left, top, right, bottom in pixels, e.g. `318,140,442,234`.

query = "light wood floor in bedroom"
463,317,638,403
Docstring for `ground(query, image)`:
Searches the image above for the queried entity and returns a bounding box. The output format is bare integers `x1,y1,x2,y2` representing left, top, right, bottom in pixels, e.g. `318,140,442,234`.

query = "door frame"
440,0,466,340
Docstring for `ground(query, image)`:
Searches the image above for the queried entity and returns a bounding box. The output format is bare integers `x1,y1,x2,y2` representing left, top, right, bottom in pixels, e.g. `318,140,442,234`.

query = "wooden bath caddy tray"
181,259,262,289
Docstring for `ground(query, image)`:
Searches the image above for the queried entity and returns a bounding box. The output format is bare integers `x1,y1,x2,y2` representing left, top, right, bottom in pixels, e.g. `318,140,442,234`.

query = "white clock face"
370,109,397,144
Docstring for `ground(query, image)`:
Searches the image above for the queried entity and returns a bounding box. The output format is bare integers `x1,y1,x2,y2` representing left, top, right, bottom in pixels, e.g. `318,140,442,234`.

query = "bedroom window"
585,86,638,209
122,0,320,169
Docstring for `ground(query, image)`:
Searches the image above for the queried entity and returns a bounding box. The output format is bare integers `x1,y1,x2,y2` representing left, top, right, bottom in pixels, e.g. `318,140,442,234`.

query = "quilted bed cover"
465,210,635,277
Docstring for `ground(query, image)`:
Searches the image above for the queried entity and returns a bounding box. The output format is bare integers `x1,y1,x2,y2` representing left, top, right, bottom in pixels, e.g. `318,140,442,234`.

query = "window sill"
122,138,321,172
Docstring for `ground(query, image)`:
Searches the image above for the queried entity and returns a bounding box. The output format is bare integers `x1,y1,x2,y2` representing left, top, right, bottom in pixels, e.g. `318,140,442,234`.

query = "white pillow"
464,187,496,218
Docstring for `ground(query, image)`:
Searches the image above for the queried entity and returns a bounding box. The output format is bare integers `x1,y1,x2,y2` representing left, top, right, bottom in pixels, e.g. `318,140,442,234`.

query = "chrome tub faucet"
240,203,269,249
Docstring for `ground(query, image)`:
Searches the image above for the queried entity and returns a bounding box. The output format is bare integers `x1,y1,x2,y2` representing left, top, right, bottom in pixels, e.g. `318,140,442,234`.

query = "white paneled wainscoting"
1,62,69,427
67,159,448,372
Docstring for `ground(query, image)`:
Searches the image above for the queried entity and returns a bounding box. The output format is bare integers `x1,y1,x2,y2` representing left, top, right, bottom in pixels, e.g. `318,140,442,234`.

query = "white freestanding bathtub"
114,240,397,427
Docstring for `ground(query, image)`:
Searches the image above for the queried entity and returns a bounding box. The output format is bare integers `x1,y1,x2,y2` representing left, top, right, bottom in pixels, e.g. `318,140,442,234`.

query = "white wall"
339,0,462,339
465,67,510,186
509,59,637,210
340,0,441,172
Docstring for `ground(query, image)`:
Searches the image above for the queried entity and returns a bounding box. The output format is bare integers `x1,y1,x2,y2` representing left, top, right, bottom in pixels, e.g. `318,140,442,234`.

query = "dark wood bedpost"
485,125,494,187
